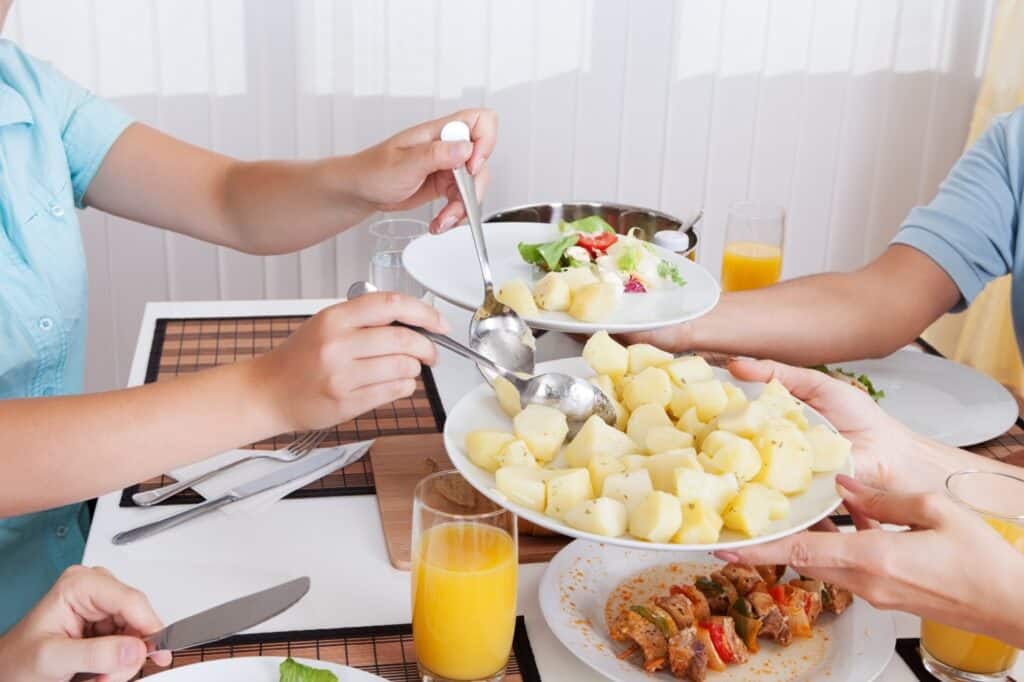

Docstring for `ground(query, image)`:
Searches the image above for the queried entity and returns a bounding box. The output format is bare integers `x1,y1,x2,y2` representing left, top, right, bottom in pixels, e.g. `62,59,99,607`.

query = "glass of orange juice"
721,201,785,292
921,470,1024,681
412,470,518,682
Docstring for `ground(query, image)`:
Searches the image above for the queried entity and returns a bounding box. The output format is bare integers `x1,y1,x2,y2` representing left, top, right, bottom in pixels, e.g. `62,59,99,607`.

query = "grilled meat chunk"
696,573,738,615
675,584,711,622
618,609,669,672
721,563,762,596
823,582,853,614
755,564,786,587
657,594,697,629
668,626,708,681
789,579,824,625
748,591,792,646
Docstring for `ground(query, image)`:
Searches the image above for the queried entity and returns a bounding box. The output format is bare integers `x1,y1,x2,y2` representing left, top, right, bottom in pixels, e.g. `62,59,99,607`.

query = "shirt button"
48,201,65,218
55,525,68,538
39,317,54,331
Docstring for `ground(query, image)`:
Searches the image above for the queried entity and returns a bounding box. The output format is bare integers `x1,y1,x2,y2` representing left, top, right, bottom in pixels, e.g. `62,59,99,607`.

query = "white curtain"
1,0,994,391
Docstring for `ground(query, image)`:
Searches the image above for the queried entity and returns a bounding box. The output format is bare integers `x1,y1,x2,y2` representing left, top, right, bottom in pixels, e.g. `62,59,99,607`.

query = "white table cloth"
82,297,1007,680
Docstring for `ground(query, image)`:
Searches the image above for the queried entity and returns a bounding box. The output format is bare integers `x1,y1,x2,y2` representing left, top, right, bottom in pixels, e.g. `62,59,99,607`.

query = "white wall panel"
0,0,993,391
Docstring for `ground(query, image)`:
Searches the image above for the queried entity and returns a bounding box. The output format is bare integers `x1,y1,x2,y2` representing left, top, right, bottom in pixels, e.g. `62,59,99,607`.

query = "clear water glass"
369,218,428,297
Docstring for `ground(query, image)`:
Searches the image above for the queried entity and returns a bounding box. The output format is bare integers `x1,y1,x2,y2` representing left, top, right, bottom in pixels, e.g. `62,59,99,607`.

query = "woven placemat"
137,617,540,681
119,316,446,507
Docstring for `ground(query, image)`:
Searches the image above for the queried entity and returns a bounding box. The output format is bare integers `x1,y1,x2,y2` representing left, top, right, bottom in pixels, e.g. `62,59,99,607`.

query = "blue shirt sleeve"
891,109,1023,312
28,56,133,208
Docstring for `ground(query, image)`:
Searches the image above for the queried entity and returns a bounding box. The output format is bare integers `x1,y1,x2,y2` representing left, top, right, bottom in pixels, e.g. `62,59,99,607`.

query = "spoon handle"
394,320,512,379
441,121,494,292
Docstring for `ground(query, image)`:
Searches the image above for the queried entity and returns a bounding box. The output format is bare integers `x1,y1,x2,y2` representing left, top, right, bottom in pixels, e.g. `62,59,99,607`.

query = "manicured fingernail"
439,215,457,232
450,141,472,162
121,641,142,665
714,551,740,563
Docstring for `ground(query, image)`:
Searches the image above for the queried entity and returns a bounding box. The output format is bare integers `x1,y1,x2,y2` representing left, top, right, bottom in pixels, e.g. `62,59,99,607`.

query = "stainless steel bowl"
483,201,698,257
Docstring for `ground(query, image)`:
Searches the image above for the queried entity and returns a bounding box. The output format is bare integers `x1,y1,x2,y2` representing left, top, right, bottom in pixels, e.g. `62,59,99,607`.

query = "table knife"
71,577,310,681
112,440,374,545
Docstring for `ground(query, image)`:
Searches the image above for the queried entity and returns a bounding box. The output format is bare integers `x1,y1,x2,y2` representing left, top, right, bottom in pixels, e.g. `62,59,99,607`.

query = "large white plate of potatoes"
443,333,854,551
402,222,720,333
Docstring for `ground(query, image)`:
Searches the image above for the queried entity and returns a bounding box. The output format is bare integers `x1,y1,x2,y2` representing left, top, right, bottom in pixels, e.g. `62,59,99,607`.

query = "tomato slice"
669,585,686,597
706,622,735,664
576,231,617,255
769,585,787,608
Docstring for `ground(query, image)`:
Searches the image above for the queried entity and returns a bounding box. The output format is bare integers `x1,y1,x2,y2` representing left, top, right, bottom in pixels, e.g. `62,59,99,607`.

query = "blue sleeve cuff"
62,96,133,208
891,225,987,313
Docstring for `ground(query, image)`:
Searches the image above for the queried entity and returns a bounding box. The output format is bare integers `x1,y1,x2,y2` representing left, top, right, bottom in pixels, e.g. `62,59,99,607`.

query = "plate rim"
402,222,721,333
443,356,853,553
142,655,381,681
537,539,896,682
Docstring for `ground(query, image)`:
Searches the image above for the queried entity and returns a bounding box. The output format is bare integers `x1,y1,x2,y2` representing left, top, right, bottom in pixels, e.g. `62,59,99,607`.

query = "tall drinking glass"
412,470,518,682
369,218,427,297
920,470,1024,681
720,201,785,292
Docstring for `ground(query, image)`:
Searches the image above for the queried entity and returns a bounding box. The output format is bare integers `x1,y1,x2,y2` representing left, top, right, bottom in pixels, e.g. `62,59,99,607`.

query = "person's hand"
253,292,449,432
616,324,693,355
0,566,171,682
726,358,915,491
717,475,1024,648
347,109,496,234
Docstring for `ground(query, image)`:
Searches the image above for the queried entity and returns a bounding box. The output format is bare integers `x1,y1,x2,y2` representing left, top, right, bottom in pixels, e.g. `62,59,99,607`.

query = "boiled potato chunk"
664,355,714,386
677,406,714,447
628,343,674,374
673,500,724,544
495,466,549,511
716,401,771,439
753,422,813,494
757,379,809,430
496,440,538,469
564,497,628,537
805,424,851,472
562,266,600,293
764,487,790,520
627,404,674,450
602,469,654,513
723,382,749,413
674,468,740,513
668,385,694,420
629,491,683,543
722,483,774,537
569,283,618,322
464,430,516,473
622,454,650,471
545,468,594,520
533,272,571,312
643,448,700,492
513,404,569,462
645,425,694,454
588,452,627,494
563,414,637,467
623,366,673,411
686,380,730,422
583,331,629,377
493,376,521,417
701,430,762,482
589,374,619,402
496,279,539,317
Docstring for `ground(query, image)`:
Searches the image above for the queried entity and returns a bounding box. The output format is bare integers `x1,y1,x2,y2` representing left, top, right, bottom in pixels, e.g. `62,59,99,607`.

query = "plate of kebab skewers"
539,540,895,681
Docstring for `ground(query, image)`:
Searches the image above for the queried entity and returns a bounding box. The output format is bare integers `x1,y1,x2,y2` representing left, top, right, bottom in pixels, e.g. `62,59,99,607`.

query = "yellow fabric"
921,0,1024,396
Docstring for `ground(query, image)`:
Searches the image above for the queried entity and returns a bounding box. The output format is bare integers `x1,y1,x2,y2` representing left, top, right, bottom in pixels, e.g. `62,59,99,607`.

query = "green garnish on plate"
279,657,339,682
811,365,885,402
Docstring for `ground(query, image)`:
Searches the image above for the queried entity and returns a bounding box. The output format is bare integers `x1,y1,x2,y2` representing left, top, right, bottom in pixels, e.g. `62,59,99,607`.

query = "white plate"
828,349,1017,447
443,356,853,552
402,222,720,333
539,540,895,682
144,657,384,681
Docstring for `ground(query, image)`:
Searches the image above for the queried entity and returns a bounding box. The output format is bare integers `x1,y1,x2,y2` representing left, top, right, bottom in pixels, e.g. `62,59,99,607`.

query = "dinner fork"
131,429,331,506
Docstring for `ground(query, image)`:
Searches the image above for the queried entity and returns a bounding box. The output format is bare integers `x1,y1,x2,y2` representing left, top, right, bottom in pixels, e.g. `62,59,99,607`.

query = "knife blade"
147,576,311,651
112,440,375,545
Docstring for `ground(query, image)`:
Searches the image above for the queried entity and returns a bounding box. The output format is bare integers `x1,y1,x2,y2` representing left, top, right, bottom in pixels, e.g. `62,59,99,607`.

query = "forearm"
0,360,286,516
886,432,1024,496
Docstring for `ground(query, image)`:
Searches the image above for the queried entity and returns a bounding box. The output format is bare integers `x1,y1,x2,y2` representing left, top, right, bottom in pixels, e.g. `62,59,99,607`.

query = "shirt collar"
0,80,33,127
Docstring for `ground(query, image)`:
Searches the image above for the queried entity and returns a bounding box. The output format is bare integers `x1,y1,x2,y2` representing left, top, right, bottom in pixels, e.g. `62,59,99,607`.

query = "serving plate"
443,356,853,552
827,349,1018,447
538,540,895,681
144,657,382,681
402,222,720,333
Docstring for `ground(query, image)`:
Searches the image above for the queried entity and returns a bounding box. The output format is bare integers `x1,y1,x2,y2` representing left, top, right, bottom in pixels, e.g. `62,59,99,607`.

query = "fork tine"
304,429,331,453
287,430,319,453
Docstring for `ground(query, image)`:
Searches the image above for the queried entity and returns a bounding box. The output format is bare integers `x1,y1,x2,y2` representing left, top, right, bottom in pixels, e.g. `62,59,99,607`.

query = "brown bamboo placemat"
119,316,446,507
137,617,540,681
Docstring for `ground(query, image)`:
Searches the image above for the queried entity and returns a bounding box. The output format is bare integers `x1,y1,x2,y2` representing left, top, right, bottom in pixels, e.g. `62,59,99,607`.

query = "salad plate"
539,540,896,681
443,356,853,552
144,657,382,681
402,221,720,333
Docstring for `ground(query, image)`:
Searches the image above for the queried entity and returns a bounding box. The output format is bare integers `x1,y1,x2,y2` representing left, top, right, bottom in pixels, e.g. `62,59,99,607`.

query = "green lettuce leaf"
811,365,885,402
657,260,687,287
617,246,642,272
280,658,339,682
518,235,578,271
558,216,615,235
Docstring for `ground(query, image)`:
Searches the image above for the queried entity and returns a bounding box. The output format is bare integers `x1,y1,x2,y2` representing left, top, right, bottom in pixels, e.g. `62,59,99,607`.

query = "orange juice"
412,522,517,680
721,241,783,292
922,517,1024,675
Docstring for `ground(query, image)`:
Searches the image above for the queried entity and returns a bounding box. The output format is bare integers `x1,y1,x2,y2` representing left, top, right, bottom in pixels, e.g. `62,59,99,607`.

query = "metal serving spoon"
347,281,615,431
441,120,535,385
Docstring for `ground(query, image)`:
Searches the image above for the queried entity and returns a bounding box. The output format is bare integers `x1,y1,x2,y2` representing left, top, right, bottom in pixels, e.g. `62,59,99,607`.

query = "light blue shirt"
893,106,1024,350
0,40,132,633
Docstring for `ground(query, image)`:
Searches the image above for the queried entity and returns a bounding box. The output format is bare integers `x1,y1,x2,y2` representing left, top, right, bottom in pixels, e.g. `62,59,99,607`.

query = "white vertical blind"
1,0,992,392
